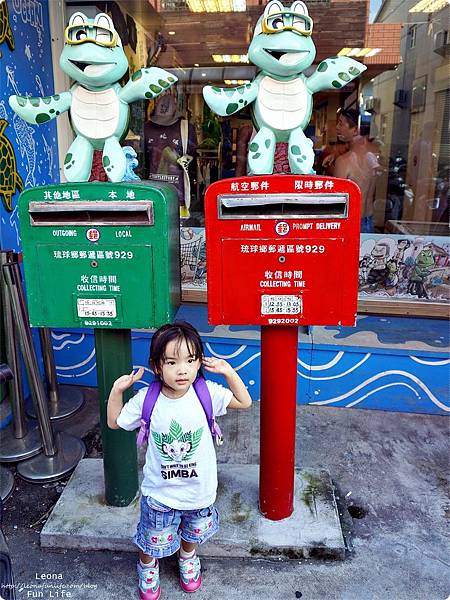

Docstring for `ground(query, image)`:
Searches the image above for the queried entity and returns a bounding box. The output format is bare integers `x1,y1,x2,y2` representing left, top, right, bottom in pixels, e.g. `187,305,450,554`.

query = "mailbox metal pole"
0,251,42,462
94,329,138,506
259,325,298,520
2,261,85,482
26,328,85,420
0,466,14,502
1,253,27,438
0,365,16,502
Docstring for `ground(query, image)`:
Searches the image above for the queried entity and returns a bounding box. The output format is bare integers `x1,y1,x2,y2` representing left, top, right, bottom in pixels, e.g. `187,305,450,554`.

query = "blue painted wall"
0,0,59,413
49,309,450,416
0,0,59,251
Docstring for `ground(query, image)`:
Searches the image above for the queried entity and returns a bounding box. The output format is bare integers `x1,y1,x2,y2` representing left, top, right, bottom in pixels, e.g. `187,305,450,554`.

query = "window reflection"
70,0,449,305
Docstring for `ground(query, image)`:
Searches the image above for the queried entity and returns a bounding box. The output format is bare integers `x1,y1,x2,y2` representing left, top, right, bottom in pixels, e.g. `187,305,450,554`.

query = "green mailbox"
19,182,180,329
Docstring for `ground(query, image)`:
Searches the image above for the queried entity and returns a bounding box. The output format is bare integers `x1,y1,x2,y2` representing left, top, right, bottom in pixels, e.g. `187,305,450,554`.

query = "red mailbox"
205,174,361,522
205,174,361,327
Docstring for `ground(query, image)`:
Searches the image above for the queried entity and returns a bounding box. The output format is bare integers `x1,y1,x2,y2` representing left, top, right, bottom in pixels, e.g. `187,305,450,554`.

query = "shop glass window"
64,0,449,311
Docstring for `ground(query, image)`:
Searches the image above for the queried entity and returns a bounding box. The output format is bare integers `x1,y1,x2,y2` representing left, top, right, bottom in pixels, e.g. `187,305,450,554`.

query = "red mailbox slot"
205,174,361,327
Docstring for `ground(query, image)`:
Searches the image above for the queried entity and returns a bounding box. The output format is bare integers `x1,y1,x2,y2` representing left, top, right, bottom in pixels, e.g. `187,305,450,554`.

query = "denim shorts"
134,495,220,558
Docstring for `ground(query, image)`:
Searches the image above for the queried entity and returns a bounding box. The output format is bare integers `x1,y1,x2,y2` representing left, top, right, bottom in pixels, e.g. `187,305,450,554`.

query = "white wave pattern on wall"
55,349,96,372
410,357,450,366
233,352,261,372
346,382,419,408
205,342,260,371
51,333,74,340
205,343,248,360
297,351,345,371
298,353,371,380
57,363,97,378
51,332,86,350
310,370,450,412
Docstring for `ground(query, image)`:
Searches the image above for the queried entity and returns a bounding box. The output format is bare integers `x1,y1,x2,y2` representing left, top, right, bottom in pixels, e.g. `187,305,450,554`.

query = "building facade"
0,0,448,416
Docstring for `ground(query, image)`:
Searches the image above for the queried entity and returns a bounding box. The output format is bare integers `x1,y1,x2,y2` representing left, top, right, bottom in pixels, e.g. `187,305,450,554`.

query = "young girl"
107,321,252,599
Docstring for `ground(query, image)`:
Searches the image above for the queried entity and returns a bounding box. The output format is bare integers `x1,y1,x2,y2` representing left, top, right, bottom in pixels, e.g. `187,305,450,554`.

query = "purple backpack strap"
137,381,161,446
193,376,223,446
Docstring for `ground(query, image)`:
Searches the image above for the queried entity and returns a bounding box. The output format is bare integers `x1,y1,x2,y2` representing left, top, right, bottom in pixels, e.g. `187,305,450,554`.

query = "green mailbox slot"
19,182,180,330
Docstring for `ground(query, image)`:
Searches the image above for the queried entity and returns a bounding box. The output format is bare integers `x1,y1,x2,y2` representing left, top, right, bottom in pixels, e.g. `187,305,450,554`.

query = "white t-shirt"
116,380,233,510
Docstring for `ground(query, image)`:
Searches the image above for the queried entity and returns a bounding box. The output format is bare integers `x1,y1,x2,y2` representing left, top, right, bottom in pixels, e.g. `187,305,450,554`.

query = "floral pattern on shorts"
134,495,219,558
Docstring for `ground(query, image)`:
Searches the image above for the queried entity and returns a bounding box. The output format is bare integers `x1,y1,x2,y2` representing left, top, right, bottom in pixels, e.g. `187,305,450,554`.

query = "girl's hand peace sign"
112,367,145,393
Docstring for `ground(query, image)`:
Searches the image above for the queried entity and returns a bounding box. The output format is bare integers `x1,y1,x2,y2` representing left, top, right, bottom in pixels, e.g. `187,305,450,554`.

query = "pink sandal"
137,560,161,600
178,554,202,593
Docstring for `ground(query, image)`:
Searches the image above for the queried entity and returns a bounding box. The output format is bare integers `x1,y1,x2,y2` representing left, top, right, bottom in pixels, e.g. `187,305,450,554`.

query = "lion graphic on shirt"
152,419,203,463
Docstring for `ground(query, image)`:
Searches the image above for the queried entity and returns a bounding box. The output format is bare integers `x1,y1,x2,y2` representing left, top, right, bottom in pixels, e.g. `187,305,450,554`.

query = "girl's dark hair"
149,321,204,375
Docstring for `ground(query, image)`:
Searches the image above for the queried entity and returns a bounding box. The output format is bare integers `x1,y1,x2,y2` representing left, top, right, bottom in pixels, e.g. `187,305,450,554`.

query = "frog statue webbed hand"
203,0,366,175
9,12,177,183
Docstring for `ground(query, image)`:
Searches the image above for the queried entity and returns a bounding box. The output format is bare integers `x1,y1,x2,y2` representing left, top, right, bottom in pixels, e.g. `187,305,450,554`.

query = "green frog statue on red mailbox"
203,0,366,175
9,12,177,183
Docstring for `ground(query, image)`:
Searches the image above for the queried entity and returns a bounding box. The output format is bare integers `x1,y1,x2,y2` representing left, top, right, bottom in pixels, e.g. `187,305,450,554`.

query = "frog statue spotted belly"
203,0,366,175
9,12,177,183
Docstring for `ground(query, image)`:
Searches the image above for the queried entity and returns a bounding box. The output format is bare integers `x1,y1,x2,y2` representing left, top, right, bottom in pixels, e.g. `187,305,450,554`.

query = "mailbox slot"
29,201,154,226
218,193,348,219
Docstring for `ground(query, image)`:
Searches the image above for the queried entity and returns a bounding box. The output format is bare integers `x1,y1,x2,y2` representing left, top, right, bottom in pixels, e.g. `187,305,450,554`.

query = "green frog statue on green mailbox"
203,0,366,175
9,12,177,183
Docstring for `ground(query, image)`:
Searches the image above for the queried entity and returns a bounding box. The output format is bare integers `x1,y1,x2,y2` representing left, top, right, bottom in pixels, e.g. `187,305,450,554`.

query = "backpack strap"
137,381,162,446
138,377,224,447
193,376,224,446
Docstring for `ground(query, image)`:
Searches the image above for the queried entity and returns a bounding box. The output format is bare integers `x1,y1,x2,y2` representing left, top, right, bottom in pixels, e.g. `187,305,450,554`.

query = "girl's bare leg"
139,550,156,564
180,540,197,554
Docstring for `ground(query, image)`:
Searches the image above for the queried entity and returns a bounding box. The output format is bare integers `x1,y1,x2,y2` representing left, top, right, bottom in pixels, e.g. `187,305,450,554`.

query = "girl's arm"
107,368,144,429
202,357,252,409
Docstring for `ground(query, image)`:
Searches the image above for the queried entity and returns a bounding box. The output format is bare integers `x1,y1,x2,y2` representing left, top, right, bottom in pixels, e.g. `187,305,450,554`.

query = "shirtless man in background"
326,108,380,232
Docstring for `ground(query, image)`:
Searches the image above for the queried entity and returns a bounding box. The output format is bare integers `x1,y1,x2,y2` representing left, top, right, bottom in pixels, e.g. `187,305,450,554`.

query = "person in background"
323,107,380,232
315,139,349,177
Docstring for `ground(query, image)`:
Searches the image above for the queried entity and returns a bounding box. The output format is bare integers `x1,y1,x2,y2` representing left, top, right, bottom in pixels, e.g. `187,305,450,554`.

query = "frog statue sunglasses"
261,11,313,37
64,23,118,48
